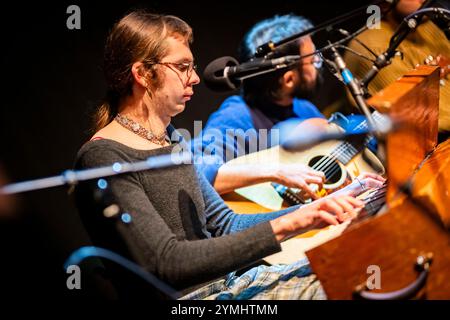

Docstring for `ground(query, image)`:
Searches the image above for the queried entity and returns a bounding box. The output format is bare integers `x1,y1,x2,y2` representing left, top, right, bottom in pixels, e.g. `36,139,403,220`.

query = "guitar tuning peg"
424,55,435,65
394,50,404,60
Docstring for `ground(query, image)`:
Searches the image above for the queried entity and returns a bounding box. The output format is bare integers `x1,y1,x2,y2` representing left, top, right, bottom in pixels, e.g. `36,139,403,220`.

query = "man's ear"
131,62,149,88
281,70,298,91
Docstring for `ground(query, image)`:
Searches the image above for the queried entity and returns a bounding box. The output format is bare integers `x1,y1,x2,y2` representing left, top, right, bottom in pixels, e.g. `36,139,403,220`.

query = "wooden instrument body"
307,139,450,299
306,66,450,299
307,197,450,300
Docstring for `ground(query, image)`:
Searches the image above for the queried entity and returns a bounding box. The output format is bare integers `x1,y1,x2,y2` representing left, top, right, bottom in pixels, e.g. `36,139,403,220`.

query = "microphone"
203,55,299,92
326,45,379,132
281,129,371,152
281,119,394,152
360,4,449,88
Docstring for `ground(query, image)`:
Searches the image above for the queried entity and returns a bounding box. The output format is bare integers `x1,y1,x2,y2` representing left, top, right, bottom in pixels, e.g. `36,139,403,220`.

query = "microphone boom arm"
361,7,450,88
254,0,397,58
0,152,192,195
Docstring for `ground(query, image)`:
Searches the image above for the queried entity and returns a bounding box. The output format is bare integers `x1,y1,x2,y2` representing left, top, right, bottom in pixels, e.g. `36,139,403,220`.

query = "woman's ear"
131,62,149,88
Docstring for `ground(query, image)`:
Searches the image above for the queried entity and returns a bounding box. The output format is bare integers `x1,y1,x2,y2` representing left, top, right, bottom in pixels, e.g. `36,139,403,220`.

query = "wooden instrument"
306,65,450,299
226,65,450,299
263,183,388,265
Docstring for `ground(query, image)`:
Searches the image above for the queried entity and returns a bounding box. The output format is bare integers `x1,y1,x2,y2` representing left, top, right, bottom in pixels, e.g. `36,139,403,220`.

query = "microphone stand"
328,46,377,130
254,0,397,58
0,151,192,298
324,44,389,165
361,6,449,89
65,246,181,299
0,152,192,195
320,7,450,162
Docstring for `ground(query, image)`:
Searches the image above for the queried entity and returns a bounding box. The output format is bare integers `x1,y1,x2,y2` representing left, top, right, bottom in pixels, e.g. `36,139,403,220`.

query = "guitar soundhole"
308,156,342,184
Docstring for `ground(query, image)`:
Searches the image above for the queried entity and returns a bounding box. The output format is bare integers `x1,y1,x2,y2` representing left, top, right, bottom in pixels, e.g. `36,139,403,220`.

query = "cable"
289,24,371,68
336,28,378,58
64,246,181,299
337,45,376,63
254,0,397,58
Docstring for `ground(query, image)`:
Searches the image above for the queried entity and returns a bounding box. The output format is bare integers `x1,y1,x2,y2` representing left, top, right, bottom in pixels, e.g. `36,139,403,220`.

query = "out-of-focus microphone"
281,129,370,152
280,116,394,152
203,55,299,92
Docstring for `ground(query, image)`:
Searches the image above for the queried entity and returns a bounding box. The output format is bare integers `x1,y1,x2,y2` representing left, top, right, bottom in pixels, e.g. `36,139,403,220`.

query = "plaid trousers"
180,258,326,300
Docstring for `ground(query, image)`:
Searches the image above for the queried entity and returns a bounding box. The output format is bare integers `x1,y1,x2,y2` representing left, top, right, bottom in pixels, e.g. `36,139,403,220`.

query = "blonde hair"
93,10,193,131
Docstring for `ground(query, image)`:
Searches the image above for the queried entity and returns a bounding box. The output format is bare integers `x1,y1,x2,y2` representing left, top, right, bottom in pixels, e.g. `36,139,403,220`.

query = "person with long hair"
74,10,383,300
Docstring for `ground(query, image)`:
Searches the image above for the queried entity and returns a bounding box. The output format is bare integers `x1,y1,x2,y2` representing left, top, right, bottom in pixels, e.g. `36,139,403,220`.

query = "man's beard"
291,70,324,100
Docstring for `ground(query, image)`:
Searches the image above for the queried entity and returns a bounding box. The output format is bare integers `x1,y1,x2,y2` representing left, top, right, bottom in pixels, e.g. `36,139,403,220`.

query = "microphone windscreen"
203,56,241,92
281,131,346,152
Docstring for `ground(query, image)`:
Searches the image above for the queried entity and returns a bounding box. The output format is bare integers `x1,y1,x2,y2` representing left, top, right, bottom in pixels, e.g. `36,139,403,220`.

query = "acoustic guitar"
222,113,386,207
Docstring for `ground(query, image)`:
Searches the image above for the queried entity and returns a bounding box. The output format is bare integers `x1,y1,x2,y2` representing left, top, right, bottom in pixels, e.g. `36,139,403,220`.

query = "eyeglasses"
298,54,323,69
155,61,198,82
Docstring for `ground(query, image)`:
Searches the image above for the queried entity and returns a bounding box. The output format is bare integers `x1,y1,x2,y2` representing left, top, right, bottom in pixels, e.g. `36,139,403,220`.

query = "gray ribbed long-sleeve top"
74,137,296,293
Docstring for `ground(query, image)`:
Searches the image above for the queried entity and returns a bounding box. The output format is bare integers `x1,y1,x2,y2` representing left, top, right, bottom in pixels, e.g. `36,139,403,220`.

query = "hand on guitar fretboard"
271,182,327,205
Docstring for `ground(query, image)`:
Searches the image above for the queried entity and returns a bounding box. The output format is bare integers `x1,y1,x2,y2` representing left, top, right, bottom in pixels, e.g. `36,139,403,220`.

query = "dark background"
0,0,393,299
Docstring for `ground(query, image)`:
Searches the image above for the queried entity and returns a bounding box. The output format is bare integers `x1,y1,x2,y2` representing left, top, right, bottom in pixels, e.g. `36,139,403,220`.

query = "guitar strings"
311,115,371,174
306,117,371,177
307,112,385,181
278,112,386,199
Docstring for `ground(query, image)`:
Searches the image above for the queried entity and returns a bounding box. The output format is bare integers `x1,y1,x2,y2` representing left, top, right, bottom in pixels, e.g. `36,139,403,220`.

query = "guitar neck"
331,111,388,165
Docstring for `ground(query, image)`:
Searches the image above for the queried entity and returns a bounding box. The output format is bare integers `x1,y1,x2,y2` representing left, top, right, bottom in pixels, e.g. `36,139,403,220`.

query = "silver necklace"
114,113,170,146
